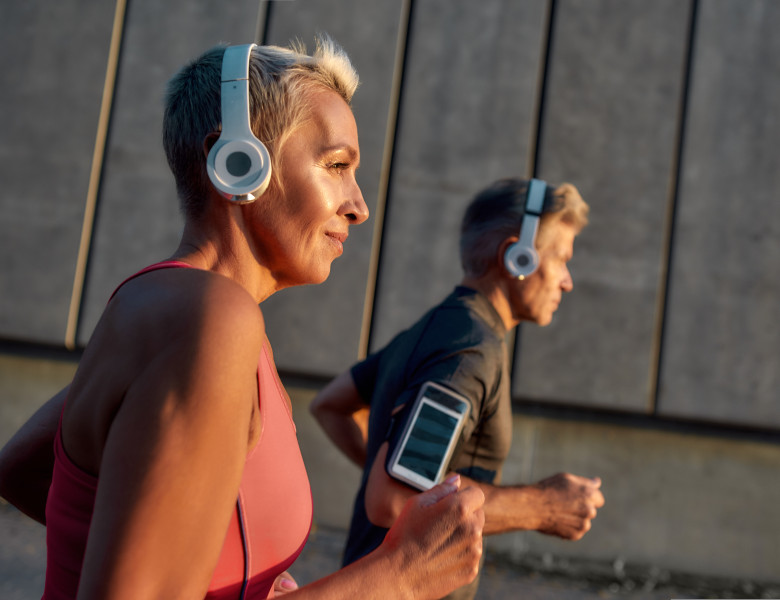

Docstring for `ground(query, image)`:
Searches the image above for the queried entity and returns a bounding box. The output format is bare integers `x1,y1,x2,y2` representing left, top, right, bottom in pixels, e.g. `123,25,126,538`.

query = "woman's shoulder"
113,266,264,339
82,267,266,390
64,268,266,473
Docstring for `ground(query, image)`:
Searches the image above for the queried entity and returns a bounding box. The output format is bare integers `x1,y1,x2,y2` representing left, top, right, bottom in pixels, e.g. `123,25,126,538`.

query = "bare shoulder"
116,268,265,442
64,268,265,471
110,267,265,353
139,269,265,385
181,269,265,340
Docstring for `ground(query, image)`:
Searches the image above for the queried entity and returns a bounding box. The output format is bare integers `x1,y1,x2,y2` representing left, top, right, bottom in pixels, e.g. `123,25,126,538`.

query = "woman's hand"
0,386,67,524
262,475,484,600
382,474,485,599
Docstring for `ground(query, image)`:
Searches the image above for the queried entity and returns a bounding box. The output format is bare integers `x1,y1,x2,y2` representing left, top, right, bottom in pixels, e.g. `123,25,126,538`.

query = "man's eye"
329,162,348,173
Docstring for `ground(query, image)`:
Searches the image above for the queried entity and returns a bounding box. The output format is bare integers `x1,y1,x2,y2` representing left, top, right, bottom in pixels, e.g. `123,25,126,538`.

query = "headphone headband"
219,44,254,143
503,178,547,280
206,43,272,203
525,178,546,215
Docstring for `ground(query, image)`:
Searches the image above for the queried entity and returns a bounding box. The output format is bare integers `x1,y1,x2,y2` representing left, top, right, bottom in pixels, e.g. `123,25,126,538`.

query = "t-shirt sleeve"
350,350,382,404
407,345,500,443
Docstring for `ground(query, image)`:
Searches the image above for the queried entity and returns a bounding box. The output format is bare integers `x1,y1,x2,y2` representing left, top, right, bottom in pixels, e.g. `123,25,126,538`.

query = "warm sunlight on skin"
245,88,368,290
510,221,577,326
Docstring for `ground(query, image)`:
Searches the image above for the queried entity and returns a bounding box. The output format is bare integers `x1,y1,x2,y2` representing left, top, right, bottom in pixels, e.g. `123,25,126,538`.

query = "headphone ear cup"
504,241,539,280
505,193,542,279
207,137,272,203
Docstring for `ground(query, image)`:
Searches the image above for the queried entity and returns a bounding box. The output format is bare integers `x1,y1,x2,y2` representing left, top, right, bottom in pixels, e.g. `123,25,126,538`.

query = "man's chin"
536,314,554,327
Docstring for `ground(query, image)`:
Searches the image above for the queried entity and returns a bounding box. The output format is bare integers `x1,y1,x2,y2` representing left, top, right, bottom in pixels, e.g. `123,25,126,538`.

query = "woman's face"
250,88,368,288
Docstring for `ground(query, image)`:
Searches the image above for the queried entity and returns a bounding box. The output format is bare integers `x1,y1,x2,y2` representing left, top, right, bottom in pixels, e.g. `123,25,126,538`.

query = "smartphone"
385,381,471,491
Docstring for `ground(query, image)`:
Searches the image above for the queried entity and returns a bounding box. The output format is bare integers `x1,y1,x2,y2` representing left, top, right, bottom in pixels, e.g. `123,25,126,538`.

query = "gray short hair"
162,35,359,219
459,178,589,278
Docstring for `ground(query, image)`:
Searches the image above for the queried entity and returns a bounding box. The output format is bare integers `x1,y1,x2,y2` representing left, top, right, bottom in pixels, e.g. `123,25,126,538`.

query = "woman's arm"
0,385,68,524
75,282,266,600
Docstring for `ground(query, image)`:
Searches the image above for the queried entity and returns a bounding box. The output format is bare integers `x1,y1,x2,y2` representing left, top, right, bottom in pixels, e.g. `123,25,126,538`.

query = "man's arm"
309,370,370,468
364,441,604,539
0,385,68,524
466,472,604,539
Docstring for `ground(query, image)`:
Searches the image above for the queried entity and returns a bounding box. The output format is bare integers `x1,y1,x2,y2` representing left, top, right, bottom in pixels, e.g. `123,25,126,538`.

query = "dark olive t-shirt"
343,287,513,600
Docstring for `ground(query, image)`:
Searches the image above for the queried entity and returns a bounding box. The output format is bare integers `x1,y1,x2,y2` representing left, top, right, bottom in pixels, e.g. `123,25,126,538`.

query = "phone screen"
386,381,470,491
397,400,459,480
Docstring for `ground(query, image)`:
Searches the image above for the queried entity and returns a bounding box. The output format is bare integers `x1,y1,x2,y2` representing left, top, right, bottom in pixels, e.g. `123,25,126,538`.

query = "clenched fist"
532,472,605,540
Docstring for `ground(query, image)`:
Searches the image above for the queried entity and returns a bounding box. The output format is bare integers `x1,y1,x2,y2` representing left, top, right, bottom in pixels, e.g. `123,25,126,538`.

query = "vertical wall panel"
370,0,548,351
260,1,405,376
0,1,116,344
514,0,690,412
489,416,780,581
78,0,261,344
658,0,780,428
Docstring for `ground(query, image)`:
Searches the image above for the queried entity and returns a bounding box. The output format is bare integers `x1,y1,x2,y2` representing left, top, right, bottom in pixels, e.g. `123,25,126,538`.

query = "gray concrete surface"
516,0,690,412
657,0,780,428
3,501,779,599
2,0,779,424
0,2,116,344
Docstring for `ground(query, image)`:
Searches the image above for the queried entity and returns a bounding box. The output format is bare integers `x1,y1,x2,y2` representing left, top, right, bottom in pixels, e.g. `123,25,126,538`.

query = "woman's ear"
202,132,221,160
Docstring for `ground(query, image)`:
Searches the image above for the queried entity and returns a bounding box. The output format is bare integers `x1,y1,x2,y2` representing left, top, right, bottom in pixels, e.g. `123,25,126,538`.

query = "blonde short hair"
163,34,359,218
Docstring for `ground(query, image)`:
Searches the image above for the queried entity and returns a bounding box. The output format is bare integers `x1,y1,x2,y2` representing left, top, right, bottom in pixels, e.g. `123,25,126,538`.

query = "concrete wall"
1,0,778,587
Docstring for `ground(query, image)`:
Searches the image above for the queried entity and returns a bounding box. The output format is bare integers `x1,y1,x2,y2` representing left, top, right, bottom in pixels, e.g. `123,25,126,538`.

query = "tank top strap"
108,260,194,301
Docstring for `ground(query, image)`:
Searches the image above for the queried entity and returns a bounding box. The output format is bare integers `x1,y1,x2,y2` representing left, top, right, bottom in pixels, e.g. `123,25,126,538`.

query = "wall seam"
64,0,128,350
357,0,414,359
650,0,700,414
510,0,557,384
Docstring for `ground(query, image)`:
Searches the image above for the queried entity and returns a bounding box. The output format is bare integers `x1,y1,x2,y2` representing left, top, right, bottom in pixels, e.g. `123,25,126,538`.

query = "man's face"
509,220,577,326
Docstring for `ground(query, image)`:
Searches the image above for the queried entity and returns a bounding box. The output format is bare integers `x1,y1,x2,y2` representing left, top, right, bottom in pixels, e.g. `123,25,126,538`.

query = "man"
311,177,605,600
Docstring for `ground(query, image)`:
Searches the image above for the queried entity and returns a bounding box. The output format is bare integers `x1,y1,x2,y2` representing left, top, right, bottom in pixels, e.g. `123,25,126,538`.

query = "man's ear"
202,131,220,160
496,237,519,277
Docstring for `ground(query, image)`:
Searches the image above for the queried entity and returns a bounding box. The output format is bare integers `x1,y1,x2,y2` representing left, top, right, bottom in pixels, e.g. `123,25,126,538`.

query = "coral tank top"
42,263,312,599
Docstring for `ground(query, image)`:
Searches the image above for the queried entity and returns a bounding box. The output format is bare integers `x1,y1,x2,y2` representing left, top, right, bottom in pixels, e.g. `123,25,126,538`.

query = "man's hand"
532,472,604,540
272,571,298,596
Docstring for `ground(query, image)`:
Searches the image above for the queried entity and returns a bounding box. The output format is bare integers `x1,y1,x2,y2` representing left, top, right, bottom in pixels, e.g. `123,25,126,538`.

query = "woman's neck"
171,212,277,303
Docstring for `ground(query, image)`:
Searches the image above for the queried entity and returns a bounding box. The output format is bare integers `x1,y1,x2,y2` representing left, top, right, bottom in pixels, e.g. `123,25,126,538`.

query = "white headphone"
206,43,272,203
503,178,547,280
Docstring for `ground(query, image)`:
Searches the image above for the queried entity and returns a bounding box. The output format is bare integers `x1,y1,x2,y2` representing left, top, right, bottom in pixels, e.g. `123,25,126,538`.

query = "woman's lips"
326,231,348,254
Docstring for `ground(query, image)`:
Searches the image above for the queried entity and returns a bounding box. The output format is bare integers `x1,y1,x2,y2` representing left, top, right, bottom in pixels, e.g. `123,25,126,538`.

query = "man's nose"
561,266,573,292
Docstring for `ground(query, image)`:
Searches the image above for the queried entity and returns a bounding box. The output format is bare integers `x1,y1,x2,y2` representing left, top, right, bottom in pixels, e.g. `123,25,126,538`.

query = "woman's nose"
344,180,369,225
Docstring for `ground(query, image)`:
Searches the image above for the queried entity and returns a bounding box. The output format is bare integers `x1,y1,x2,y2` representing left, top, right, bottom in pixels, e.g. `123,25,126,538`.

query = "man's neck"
459,274,518,332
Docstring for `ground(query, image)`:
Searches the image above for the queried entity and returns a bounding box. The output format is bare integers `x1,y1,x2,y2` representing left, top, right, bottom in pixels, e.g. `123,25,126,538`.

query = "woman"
0,37,484,599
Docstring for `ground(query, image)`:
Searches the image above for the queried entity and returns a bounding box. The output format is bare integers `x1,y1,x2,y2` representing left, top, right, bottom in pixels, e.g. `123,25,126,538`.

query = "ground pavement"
2,501,777,599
